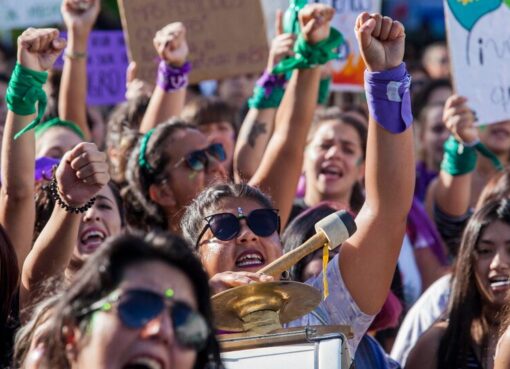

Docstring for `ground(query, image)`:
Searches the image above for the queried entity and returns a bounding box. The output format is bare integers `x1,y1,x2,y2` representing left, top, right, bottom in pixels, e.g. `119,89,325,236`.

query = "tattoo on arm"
247,120,267,148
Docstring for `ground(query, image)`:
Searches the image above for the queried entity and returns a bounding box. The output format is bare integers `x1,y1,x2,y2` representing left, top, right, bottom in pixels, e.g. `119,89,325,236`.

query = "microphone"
257,210,357,278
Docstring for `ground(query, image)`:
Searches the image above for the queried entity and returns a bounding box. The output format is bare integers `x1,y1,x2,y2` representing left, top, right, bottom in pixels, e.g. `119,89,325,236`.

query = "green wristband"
272,28,344,74
318,77,331,105
248,85,285,109
6,63,48,139
441,136,477,176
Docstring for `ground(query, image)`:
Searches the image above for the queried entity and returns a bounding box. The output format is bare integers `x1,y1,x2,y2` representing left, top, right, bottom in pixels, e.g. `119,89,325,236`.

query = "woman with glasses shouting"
181,12,415,357
124,4,338,234
18,232,223,369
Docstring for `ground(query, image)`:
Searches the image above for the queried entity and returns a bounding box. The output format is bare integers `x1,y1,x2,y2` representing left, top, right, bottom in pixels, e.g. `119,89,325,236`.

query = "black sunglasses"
81,288,210,350
174,143,226,172
196,208,280,247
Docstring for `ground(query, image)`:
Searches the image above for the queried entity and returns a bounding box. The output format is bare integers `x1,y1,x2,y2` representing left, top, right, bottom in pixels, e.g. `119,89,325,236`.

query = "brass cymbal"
212,281,321,333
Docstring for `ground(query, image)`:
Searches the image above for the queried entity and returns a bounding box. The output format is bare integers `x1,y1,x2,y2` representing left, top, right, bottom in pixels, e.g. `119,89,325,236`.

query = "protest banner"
0,0,62,30
444,0,510,125
55,31,128,106
117,0,269,85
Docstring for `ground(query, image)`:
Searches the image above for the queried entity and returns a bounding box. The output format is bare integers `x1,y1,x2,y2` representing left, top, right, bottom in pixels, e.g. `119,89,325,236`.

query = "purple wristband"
157,60,191,92
256,71,287,97
364,63,413,134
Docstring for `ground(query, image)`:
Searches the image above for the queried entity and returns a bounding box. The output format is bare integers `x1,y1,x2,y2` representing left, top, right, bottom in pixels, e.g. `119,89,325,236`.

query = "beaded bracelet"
49,174,96,214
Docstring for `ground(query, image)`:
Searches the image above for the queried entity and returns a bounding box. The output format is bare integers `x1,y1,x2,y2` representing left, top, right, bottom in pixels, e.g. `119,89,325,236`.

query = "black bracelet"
49,174,96,214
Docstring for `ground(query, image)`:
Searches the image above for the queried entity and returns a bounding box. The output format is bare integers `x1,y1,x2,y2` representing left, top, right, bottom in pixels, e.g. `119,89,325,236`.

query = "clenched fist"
355,13,405,72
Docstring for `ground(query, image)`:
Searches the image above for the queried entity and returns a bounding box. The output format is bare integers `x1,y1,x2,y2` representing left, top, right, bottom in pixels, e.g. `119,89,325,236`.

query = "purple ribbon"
156,60,191,92
364,63,413,134
256,71,287,98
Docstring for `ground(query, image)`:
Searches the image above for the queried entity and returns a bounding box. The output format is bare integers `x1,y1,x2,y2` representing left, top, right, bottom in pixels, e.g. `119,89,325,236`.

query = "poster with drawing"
444,0,510,125
320,0,382,92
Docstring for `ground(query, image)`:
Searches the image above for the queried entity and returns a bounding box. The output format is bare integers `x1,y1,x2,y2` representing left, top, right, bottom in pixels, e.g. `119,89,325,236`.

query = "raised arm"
139,23,189,133
0,28,65,271
427,95,478,217
21,142,108,307
249,4,336,227
58,0,101,141
339,14,415,315
234,11,294,181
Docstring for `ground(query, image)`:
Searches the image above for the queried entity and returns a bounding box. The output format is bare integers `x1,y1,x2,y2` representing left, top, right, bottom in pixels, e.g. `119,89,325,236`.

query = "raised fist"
355,13,405,72
443,95,479,144
61,0,100,35
55,142,110,207
17,28,66,72
153,22,189,67
299,4,335,45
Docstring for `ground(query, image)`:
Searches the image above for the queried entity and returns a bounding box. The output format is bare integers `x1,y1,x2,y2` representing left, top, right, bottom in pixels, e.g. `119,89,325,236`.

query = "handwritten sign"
0,0,62,29
117,0,269,85
445,0,510,125
55,31,128,106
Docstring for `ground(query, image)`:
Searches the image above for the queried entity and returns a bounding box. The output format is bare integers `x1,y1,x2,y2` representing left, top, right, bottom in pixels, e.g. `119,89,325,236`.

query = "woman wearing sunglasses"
182,12,414,357
125,4,337,234
21,232,222,369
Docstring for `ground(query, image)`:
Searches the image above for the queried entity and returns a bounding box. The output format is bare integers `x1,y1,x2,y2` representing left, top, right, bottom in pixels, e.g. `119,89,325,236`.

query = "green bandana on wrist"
248,85,285,109
474,141,503,171
272,28,344,74
317,77,331,105
6,63,48,139
34,117,85,140
441,136,477,176
441,136,503,176
138,129,155,173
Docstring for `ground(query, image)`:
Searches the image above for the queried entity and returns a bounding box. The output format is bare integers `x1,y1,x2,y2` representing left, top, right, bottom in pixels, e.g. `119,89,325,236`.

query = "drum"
220,325,352,369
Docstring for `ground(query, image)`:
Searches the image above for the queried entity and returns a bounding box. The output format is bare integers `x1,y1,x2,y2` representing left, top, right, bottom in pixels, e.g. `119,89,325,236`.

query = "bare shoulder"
495,326,510,369
404,321,447,369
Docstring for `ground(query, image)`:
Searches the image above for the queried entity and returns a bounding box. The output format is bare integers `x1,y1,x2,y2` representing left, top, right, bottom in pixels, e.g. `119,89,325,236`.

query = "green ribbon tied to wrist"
441,135,503,176
272,28,344,74
6,63,49,140
248,85,285,109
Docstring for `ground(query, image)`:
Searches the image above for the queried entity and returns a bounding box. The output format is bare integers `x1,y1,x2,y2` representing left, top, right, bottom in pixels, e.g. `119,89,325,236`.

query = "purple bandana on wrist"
157,60,192,92
256,71,287,98
364,63,413,134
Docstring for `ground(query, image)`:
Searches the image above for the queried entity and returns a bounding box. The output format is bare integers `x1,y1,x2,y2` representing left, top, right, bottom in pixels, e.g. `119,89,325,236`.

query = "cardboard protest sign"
55,31,128,106
0,0,62,30
117,0,269,85
445,0,510,125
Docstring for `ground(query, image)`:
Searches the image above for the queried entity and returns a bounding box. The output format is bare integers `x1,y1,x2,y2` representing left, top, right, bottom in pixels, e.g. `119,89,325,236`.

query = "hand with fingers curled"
443,95,479,144
355,13,405,72
299,4,335,45
55,142,110,209
17,28,66,72
61,0,100,35
154,22,189,68
209,271,274,294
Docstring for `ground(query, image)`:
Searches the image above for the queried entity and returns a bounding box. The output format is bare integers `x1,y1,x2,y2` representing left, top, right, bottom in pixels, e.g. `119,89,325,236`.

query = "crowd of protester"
1,0,510,368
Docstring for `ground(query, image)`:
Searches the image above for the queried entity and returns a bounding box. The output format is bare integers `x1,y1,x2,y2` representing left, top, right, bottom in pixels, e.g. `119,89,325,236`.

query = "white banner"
445,0,510,125
0,0,62,30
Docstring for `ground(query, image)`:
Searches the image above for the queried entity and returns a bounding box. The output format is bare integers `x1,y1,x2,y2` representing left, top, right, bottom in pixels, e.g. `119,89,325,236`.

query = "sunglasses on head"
174,143,226,172
196,208,280,248
82,288,210,350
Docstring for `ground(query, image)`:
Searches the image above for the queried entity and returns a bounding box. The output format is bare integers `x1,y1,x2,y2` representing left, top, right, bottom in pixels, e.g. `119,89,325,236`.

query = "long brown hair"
438,199,510,369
